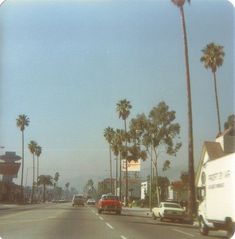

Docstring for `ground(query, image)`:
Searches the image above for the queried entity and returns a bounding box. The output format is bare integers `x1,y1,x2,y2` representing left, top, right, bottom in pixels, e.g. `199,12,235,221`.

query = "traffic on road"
0,202,228,239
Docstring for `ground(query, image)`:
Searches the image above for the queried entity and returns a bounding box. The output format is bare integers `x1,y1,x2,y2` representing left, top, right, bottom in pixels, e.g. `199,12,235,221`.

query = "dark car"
72,194,85,207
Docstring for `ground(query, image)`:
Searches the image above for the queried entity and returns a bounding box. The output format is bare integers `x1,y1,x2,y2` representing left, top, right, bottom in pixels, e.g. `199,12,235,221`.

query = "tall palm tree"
65,182,70,190
65,182,70,200
116,99,132,206
104,127,115,194
35,145,42,187
16,114,30,200
200,43,225,135
171,0,196,217
53,172,60,200
111,129,126,199
54,172,60,185
37,175,53,202
28,140,38,203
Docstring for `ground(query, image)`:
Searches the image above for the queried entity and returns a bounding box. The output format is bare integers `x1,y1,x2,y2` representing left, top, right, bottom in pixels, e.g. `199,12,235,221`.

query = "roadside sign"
121,159,140,172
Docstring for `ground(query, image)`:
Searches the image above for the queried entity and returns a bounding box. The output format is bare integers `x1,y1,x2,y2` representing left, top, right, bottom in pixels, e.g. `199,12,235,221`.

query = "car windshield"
102,195,119,200
74,196,83,199
163,203,181,209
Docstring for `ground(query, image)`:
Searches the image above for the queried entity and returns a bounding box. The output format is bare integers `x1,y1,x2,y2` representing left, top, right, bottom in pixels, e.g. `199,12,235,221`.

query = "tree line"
16,115,72,203
104,100,182,206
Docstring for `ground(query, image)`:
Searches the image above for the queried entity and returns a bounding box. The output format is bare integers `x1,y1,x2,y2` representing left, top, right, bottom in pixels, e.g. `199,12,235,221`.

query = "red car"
97,194,122,215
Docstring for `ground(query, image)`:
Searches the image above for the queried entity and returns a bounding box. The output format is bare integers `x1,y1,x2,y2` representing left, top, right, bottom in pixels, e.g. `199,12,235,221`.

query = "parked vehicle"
97,194,122,215
197,153,235,237
152,202,186,222
87,198,96,205
72,194,85,207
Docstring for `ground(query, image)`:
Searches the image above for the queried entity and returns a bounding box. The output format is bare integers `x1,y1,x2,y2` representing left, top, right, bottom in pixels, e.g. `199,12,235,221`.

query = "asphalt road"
0,203,228,239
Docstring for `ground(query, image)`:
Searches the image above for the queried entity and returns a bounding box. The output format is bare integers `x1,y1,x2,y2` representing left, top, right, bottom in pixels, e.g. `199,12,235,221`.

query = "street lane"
0,203,228,239
0,203,121,239
96,209,227,239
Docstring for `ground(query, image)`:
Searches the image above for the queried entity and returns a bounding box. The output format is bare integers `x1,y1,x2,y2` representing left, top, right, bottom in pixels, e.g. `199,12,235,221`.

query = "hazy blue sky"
0,0,234,191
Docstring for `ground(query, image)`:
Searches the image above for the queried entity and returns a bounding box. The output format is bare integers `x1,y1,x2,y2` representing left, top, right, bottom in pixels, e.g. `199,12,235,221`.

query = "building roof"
0,152,21,162
196,128,235,185
195,141,225,185
204,141,225,160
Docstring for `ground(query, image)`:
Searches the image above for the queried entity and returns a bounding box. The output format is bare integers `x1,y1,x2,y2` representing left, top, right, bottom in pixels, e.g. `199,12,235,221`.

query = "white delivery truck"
197,153,235,237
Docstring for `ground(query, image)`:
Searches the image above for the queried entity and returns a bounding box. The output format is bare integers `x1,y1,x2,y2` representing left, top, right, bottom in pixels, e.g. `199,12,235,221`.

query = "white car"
152,202,186,222
86,198,96,205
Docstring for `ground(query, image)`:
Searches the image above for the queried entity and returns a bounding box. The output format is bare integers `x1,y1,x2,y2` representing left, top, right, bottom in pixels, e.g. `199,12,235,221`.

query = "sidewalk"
122,207,152,218
0,203,20,210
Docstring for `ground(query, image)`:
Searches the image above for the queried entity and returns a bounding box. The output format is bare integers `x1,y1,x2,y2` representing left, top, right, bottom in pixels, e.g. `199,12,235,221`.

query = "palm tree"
65,182,70,190
116,99,132,206
28,140,38,203
35,145,42,188
111,129,126,199
65,182,70,200
171,0,196,217
104,127,115,193
224,114,235,131
16,114,30,200
53,172,60,200
37,175,53,202
200,43,225,135
54,172,60,185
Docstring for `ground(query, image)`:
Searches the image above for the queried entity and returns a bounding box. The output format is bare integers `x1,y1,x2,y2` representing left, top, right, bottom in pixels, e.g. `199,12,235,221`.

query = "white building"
141,181,148,200
195,127,235,187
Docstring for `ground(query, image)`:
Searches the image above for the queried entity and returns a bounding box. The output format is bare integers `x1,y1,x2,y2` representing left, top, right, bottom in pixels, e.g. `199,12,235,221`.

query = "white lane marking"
105,222,114,229
172,228,195,237
120,236,127,239
99,216,104,221
95,213,99,216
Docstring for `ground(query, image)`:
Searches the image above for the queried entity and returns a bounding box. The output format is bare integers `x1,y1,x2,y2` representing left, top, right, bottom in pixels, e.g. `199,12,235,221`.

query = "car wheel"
226,218,234,238
152,213,157,220
159,214,163,222
199,216,209,236
227,229,234,239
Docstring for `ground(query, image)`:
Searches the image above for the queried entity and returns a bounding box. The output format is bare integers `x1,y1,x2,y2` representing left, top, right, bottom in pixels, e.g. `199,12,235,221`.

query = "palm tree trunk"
43,184,46,202
109,145,113,193
116,157,118,196
37,156,39,197
124,119,128,206
119,154,122,201
31,154,35,203
180,5,196,217
213,71,222,134
20,131,24,201
37,156,39,185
